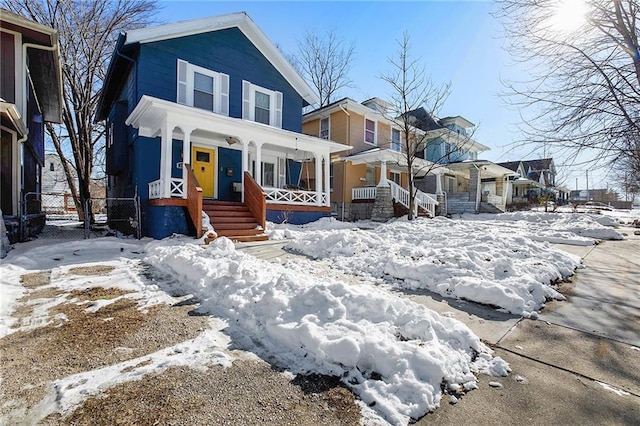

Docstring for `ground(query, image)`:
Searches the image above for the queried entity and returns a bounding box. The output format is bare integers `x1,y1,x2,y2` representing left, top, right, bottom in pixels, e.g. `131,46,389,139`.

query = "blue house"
97,13,348,240
1,9,63,243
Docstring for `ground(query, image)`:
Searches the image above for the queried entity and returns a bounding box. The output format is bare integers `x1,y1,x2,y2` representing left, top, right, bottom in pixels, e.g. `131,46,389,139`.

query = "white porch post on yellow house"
161,120,174,198
181,127,192,198
323,154,330,206
315,152,323,204
378,160,389,187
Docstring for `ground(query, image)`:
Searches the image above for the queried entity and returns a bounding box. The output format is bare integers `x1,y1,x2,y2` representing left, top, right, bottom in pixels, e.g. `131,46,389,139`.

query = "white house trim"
126,95,350,205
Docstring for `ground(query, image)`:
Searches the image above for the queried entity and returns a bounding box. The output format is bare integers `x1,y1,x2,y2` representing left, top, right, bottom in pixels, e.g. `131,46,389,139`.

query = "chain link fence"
21,192,141,241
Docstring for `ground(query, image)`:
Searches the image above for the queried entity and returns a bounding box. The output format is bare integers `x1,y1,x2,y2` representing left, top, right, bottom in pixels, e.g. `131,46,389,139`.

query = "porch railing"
264,187,327,205
352,183,438,217
148,177,185,199
185,164,203,238
352,186,377,200
244,172,266,230
389,181,438,218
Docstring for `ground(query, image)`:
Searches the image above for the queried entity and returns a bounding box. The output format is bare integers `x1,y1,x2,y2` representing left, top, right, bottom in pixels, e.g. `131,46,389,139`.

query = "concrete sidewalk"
420,227,640,425
238,228,640,424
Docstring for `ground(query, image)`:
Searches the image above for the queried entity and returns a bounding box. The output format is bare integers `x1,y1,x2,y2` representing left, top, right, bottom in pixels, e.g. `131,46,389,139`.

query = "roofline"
122,12,319,106
0,8,58,37
303,98,406,128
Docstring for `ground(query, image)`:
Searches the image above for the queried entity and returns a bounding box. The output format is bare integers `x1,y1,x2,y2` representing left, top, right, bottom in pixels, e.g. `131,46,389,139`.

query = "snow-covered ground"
0,210,628,425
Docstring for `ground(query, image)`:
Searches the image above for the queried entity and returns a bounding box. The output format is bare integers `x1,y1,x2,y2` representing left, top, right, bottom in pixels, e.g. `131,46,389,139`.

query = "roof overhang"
447,160,517,178
126,95,351,154
0,101,28,137
1,9,64,123
342,148,450,177
424,128,490,152
124,12,319,106
512,177,544,188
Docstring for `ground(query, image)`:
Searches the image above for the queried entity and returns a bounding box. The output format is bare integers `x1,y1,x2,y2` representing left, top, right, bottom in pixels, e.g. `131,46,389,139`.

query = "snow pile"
145,237,509,425
286,218,581,316
266,216,362,240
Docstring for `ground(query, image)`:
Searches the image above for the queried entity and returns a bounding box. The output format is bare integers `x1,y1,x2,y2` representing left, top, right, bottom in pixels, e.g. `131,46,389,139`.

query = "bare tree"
294,28,355,107
4,0,157,222
495,0,640,174
380,32,451,220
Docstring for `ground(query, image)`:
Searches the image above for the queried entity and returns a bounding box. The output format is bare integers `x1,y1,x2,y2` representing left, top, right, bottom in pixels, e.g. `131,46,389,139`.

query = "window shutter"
275,91,283,128
220,73,229,116
177,59,188,105
242,80,251,120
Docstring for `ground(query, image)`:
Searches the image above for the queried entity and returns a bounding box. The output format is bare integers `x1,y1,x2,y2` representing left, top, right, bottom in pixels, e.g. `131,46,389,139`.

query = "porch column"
323,154,331,206
377,161,389,187
435,171,444,195
161,121,174,198
241,141,249,202
255,142,262,185
315,152,323,204
181,127,192,199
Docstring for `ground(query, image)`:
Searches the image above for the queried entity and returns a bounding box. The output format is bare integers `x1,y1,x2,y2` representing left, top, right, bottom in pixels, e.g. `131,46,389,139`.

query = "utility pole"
586,170,589,201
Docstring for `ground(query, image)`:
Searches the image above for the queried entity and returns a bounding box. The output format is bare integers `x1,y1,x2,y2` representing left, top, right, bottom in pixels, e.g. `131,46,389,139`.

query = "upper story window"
365,119,376,144
177,59,229,115
243,80,283,128
391,128,401,152
320,117,330,139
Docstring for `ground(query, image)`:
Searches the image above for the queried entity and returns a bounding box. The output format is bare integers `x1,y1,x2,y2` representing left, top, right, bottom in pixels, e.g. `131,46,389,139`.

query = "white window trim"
176,59,229,115
364,118,377,145
391,128,401,152
320,117,330,140
242,80,283,128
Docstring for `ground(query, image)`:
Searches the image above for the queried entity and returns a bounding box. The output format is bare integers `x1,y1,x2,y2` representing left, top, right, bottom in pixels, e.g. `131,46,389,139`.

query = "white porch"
126,96,348,207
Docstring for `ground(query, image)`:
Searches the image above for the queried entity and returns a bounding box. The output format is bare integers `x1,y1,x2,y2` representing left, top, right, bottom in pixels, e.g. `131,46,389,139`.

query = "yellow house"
302,97,442,221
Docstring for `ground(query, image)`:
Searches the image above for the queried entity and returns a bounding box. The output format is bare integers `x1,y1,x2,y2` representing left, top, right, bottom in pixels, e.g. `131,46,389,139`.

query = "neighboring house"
408,108,515,214
96,13,348,240
1,9,63,242
41,153,78,214
302,97,442,221
499,158,569,208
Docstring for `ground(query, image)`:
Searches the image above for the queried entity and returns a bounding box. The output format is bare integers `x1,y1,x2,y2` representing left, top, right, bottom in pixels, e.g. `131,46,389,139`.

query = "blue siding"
217,147,242,201
266,209,330,225
146,206,190,239
424,137,472,164
137,27,304,132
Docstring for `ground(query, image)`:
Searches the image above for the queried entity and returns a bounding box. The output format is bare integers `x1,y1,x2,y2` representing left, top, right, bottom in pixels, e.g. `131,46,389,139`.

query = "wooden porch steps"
203,200,268,243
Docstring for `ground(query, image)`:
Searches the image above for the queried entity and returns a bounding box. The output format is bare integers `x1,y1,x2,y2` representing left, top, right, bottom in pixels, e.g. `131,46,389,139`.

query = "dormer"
439,116,474,137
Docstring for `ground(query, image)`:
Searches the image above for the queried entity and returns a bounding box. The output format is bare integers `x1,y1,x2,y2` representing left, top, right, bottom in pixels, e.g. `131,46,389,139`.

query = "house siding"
137,28,304,132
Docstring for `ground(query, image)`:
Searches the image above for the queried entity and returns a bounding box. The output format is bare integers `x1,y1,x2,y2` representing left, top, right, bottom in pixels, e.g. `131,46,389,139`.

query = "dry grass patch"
68,264,115,276
46,362,360,426
0,289,209,424
20,271,51,288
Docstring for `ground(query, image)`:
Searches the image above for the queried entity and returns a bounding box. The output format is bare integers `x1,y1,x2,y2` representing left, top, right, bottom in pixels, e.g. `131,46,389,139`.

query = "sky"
154,0,610,191
3,210,634,423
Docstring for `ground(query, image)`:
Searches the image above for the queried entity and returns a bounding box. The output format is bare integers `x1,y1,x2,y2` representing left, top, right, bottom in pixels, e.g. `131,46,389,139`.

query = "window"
254,91,271,124
49,162,54,171
365,165,375,185
320,118,330,139
391,128,401,152
329,163,334,190
262,162,275,187
365,119,376,144
176,59,229,115
242,81,283,128
390,171,401,185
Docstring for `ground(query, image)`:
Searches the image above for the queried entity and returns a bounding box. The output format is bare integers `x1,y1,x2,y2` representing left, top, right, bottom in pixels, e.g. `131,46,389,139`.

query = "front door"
192,146,215,198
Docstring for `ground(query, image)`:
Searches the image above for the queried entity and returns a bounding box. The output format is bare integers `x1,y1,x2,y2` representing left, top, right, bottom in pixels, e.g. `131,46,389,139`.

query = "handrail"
388,181,438,217
243,172,266,230
185,164,203,238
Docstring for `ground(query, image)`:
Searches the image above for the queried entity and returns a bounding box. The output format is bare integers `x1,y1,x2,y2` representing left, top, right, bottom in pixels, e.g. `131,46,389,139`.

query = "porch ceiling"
446,160,516,178
343,148,450,177
126,95,351,155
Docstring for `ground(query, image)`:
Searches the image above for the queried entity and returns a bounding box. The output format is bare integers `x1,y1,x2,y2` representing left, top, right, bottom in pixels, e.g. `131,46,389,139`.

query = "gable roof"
125,12,318,105
496,161,522,172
